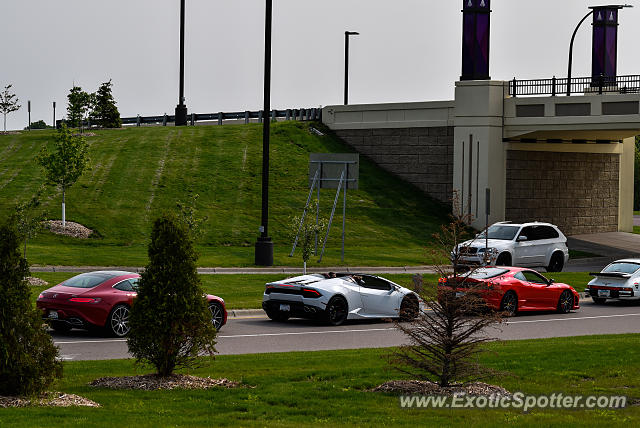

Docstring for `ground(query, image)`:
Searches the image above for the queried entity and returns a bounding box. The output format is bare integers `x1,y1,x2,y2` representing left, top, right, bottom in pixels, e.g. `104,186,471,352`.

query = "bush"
127,213,217,376
0,222,62,396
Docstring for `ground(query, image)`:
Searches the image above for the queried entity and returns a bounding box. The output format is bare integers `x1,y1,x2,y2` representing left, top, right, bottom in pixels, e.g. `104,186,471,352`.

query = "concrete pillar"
619,136,635,232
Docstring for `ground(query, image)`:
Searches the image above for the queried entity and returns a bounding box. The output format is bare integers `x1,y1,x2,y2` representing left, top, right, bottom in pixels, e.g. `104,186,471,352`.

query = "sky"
1,0,640,131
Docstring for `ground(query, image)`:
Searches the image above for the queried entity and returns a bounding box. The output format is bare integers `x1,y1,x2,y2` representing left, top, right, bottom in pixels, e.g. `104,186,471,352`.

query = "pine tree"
66,86,90,128
89,80,121,128
127,213,217,376
0,222,62,396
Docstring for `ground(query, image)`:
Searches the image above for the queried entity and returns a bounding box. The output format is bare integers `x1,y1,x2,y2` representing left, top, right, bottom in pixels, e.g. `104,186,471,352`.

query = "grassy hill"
0,122,449,267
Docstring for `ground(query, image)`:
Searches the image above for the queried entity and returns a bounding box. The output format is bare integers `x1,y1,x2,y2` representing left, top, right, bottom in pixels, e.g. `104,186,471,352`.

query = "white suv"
453,222,569,272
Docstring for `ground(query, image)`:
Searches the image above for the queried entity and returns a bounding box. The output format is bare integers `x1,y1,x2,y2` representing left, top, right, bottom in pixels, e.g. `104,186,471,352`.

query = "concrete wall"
334,127,454,203
505,150,619,235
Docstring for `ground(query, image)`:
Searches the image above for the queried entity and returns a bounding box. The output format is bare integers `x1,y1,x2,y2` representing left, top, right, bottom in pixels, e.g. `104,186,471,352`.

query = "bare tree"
390,193,503,387
0,85,21,133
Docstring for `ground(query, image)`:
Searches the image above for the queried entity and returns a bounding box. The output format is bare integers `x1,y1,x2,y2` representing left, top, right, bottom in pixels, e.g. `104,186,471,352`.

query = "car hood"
459,239,512,250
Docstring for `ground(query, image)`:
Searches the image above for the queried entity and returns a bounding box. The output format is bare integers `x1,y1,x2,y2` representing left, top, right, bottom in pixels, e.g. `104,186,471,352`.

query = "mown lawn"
28,271,594,311
0,123,449,267
1,335,639,427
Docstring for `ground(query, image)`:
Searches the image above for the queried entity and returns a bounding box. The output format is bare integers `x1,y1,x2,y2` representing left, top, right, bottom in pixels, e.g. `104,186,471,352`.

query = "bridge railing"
509,74,640,97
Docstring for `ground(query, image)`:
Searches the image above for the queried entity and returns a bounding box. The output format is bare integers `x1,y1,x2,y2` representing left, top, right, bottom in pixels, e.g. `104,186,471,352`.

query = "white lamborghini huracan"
261,273,419,326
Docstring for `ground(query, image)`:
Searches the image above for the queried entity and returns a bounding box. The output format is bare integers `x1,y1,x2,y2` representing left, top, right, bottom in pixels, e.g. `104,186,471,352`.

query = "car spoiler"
589,272,632,278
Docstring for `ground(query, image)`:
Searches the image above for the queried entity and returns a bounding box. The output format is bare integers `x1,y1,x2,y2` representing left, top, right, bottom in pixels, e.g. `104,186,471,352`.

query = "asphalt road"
52,298,640,361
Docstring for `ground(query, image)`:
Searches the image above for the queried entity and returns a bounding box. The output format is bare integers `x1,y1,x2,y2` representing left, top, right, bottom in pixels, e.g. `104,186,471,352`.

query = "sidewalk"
29,265,439,275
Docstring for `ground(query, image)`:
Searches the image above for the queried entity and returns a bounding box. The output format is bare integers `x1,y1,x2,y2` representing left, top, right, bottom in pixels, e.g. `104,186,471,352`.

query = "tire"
495,253,511,267
51,321,72,333
208,302,225,331
547,252,565,273
557,290,573,314
325,296,348,326
592,297,607,305
106,304,131,338
265,307,290,322
399,296,419,321
500,291,518,317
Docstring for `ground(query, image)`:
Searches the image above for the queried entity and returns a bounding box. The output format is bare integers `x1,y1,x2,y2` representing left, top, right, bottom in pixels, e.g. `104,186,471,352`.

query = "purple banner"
591,7,618,84
461,0,490,80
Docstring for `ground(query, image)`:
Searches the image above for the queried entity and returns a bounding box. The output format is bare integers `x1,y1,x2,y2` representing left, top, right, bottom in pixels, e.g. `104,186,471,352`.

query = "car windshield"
467,268,509,280
602,262,640,274
476,225,520,241
62,272,117,289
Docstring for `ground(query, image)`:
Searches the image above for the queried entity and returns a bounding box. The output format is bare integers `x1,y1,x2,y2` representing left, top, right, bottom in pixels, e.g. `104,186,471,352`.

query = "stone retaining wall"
334,127,454,203
505,150,619,235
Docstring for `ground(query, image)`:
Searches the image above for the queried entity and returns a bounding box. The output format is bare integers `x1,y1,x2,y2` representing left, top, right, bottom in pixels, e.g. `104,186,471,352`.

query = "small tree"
66,86,91,128
288,201,327,274
390,194,502,387
176,192,208,240
36,124,90,228
0,222,62,396
0,84,21,133
89,80,121,128
127,213,217,376
12,188,47,258
25,120,51,130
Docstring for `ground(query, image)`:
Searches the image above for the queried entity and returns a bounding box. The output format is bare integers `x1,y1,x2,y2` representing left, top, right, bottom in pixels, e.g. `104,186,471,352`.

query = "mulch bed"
373,380,511,397
89,374,241,391
0,392,100,408
44,220,93,239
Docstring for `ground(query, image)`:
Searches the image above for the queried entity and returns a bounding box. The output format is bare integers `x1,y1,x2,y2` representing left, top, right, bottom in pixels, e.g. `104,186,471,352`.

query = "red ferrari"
439,267,580,316
36,271,227,337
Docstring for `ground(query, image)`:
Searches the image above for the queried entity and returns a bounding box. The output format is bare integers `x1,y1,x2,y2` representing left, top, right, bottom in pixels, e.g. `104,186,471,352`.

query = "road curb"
30,265,439,274
228,309,265,318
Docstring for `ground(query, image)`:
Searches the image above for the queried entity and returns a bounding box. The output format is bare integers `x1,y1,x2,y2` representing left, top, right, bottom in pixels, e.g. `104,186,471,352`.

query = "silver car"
453,222,569,272
586,259,640,304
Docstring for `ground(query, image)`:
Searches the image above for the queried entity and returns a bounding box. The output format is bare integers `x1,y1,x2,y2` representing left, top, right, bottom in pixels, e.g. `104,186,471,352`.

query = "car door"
357,276,400,316
519,270,554,308
513,226,545,266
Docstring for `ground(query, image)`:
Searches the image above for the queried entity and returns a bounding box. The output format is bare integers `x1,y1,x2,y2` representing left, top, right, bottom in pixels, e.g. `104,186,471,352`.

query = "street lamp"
255,0,274,266
175,0,188,126
344,31,359,105
567,4,632,96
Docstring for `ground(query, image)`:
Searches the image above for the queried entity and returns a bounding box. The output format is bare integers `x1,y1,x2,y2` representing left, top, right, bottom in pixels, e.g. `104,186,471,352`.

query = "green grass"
2,335,639,427
0,123,449,267
634,226,640,235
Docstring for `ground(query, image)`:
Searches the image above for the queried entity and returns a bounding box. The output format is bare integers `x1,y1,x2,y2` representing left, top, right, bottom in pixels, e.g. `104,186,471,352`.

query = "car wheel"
325,296,348,326
106,304,131,338
557,290,573,314
399,296,419,321
495,253,511,266
51,321,71,333
208,302,225,331
592,297,607,305
500,291,518,317
547,252,564,272
265,307,290,322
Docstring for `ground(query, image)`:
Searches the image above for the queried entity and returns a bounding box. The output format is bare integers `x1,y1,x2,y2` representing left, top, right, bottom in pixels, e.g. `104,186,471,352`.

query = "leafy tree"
0,84,21,133
89,80,121,128
176,192,208,240
0,222,62,396
11,188,47,258
288,201,327,274
66,86,91,128
127,213,217,376
389,194,502,387
24,120,51,130
36,124,90,228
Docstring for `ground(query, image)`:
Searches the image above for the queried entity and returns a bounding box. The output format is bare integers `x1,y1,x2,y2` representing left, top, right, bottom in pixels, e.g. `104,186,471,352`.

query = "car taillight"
68,297,102,303
38,294,44,299
302,288,322,298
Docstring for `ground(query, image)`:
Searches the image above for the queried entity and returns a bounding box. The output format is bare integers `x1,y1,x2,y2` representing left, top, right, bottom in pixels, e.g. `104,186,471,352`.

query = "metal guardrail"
57,108,322,129
509,74,640,97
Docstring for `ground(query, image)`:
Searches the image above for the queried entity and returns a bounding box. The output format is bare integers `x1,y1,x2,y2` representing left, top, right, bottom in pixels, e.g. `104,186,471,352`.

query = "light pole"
344,31,359,105
567,4,632,96
255,0,274,266
175,0,188,126
53,101,56,129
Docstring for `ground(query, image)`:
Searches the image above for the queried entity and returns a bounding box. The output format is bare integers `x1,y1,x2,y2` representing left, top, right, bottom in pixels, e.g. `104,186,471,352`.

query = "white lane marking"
506,313,640,325
220,327,397,339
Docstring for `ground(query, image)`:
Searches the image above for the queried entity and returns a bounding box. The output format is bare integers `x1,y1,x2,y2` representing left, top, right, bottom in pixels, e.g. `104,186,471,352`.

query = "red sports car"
439,267,580,316
36,271,227,337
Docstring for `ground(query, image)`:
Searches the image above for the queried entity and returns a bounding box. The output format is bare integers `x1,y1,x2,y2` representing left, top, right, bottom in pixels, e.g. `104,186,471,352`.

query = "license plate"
279,304,291,312
598,290,610,298
456,292,465,298
48,310,59,319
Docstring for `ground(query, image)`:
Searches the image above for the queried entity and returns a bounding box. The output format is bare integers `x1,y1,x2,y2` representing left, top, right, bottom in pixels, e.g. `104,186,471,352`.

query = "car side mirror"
517,235,528,242
548,279,555,286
